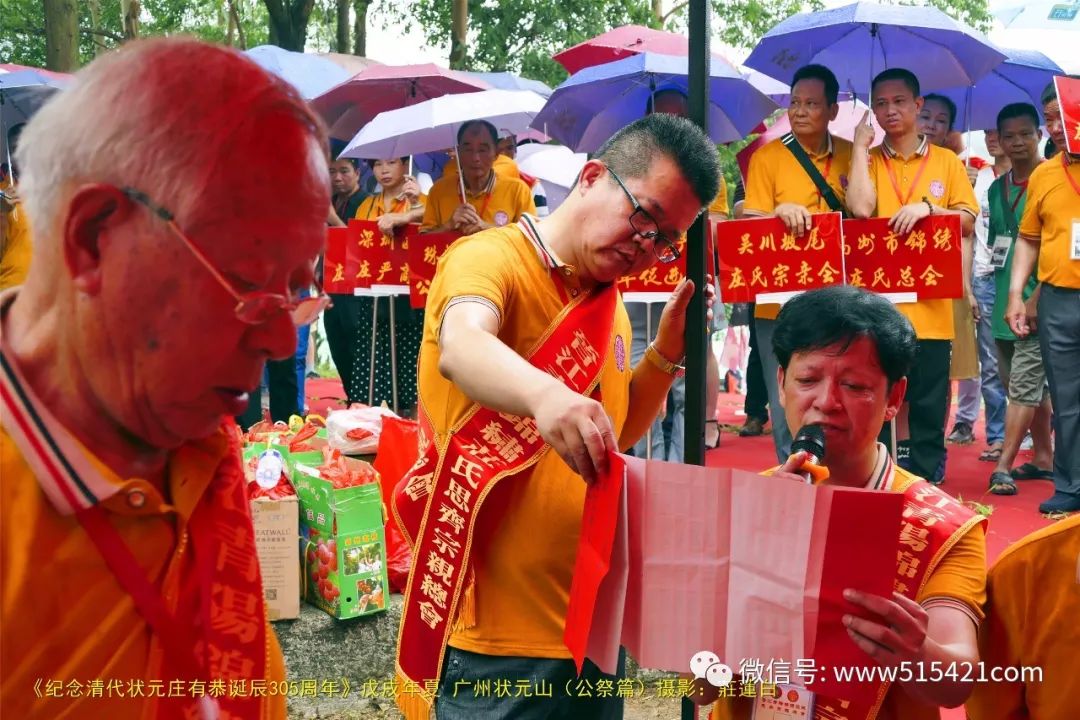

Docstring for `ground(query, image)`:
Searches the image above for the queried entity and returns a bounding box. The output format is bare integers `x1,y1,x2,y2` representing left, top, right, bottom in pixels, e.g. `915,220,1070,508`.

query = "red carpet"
707,389,1059,564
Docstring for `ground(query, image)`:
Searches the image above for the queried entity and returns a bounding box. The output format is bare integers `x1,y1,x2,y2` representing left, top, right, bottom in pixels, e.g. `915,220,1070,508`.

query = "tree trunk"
264,0,314,51
87,0,108,56
229,0,248,49
449,0,468,70
653,0,664,24
121,0,141,40
43,0,79,71
352,0,370,56
336,0,350,53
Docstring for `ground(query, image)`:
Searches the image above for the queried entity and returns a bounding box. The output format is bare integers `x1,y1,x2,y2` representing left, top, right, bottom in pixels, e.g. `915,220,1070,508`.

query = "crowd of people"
1,35,1078,720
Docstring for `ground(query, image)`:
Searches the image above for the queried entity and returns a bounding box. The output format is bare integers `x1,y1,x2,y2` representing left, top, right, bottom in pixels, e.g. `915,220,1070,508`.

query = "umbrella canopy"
936,48,1064,130
316,52,382,76
554,24,732,75
533,52,777,152
244,45,351,100
1,69,71,139
995,2,1080,31
312,63,490,142
463,71,553,98
515,143,587,189
745,2,1006,95
339,89,547,160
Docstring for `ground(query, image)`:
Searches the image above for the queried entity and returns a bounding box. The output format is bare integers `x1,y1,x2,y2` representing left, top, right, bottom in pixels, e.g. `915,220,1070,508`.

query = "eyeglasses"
606,168,681,264
121,187,330,326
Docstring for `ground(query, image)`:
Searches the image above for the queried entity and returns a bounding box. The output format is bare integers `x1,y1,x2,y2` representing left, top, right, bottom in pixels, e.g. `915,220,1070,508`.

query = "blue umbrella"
936,48,1064,130
745,2,1006,96
532,52,777,152
462,71,553,98
1,69,70,137
245,45,351,100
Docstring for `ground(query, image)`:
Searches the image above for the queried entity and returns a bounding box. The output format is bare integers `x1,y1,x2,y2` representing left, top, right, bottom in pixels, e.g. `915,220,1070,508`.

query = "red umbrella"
554,25,733,75
311,63,489,142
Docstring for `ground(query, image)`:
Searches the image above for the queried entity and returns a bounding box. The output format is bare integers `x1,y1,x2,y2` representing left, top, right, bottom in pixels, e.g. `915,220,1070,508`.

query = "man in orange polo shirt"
742,63,853,463
1005,78,1080,514
422,119,535,235
0,38,330,719
848,68,978,486
393,114,720,720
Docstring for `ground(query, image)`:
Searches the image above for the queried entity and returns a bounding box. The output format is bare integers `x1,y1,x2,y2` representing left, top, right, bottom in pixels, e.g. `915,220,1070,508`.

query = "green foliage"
908,0,993,33
708,0,826,50
389,0,659,88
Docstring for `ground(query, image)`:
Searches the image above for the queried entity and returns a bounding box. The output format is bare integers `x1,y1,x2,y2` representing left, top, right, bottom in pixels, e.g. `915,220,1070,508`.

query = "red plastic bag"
372,415,419,593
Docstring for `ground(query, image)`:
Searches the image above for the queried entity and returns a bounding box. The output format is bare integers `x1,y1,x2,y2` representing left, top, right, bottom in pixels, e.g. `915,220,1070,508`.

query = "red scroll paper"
716,213,844,303
565,455,902,710
617,229,718,298
841,215,962,300
324,226,358,295
407,231,461,309
1055,75,1080,155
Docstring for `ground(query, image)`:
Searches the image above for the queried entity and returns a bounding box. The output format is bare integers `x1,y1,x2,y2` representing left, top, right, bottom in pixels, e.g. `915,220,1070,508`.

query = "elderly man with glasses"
391,113,721,720
0,39,330,719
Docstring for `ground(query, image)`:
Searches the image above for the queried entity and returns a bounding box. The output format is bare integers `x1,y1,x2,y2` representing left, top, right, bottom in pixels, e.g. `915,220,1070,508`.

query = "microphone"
791,424,826,484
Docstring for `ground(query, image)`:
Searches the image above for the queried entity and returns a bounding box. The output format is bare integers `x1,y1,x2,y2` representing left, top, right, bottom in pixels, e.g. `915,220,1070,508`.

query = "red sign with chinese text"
1055,75,1080,156
841,215,962,300
716,213,844,303
324,227,357,295
407,231,461,308
616,231,717,296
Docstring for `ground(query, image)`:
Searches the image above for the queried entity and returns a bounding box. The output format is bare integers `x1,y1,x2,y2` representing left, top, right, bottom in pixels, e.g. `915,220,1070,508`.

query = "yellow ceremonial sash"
391,283,618,719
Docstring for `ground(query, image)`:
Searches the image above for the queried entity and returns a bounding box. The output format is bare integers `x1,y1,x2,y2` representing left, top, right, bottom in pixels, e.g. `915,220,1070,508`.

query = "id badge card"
991,235,1012,269
752,684,816,720
1071,220,1080,261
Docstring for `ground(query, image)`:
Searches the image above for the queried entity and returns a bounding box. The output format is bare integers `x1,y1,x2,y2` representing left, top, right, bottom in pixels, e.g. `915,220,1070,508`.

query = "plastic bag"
326,405,399,455
372,415,419,593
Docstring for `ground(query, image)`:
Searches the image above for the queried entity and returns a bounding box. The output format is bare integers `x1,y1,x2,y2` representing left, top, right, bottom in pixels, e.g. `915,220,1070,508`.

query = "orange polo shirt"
708,175,730,217
867,137,978,339
1017,153,1080,289
442,153,523,183
421,171,536,233
0,183,31,290
743,134,854,320
354,190,427,220
0,326,286,719
713,459,986,720
966,514,1080,720
419,220,632,658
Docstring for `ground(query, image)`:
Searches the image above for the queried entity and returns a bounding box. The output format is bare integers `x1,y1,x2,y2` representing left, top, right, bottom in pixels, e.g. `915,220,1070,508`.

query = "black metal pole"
683,1,710,717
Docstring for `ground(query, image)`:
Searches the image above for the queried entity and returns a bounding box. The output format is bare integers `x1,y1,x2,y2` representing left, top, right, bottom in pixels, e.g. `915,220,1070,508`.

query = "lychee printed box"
293,459,389,620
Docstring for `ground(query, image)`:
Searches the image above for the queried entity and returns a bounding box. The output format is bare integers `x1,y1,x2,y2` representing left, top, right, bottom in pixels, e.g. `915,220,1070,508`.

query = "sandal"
1010,462,1054,480
989,471,1018,496
705,420,722,450
979,443,1003,462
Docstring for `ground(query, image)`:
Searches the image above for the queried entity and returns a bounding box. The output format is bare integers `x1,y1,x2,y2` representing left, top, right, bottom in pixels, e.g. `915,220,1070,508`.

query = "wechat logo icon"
690,651,733,688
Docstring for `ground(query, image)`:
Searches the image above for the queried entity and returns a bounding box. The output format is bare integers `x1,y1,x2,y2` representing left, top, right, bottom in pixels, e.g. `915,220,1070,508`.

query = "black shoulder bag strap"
781,132,847,217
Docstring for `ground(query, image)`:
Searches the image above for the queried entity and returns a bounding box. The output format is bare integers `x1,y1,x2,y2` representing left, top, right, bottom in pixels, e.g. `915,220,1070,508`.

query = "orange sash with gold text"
391,284,618,720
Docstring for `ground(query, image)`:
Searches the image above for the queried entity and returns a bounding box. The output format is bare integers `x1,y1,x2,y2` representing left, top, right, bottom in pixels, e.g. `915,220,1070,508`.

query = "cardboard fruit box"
243,442,305,621
293,456,390,619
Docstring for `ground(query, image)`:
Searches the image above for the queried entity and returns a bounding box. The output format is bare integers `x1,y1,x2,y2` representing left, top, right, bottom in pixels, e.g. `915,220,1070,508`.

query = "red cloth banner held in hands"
407,231,461,308
1055,75,1080,156
841,215,963,300
716,213,844,303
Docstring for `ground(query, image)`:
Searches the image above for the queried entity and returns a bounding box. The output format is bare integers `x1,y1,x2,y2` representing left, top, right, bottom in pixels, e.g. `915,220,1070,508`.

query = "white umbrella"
340,89,547,160
516,144,588,190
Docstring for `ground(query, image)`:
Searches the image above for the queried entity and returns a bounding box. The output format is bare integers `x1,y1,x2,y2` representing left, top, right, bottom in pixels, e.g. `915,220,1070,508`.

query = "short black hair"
996,102,1040,133
457,120,499,147
646,87,689,114
872,68,920,100
365,156,409,170
773,286,916,387
792,64,840,106
1041,74,1080,107
332,156,359,171
922,93,957,131
594,113,720,208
